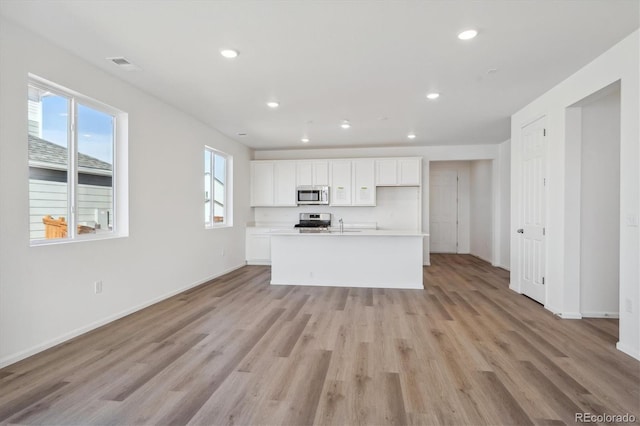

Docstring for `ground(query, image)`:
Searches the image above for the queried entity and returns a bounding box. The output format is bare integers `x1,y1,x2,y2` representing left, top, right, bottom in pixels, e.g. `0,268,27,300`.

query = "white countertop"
269,229,427,237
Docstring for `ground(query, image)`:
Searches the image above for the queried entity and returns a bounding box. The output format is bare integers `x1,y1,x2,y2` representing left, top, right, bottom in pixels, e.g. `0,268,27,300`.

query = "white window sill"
206,223,232,230
30,232,128,247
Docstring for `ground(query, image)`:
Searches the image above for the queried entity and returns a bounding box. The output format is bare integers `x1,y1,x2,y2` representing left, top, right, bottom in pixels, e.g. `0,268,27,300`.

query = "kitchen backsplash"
253,186,420,230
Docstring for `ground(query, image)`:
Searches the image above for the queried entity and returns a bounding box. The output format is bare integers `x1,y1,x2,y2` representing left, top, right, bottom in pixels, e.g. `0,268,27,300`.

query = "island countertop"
268,229,428,237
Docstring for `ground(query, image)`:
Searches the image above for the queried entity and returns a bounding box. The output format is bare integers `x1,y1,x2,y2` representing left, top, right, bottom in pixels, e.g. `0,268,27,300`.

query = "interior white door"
519,117,546,304
430,169,458,253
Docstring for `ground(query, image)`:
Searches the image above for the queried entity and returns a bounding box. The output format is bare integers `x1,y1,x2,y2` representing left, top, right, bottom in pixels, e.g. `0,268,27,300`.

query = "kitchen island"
270,230,426,289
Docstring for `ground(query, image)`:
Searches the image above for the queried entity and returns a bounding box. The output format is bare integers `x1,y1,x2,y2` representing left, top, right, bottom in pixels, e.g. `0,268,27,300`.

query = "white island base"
270,231,424,289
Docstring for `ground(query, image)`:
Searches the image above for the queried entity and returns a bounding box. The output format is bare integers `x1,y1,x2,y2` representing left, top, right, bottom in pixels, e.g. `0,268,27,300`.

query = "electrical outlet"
625,214,639,227
94,280,103,294
625,298,633,313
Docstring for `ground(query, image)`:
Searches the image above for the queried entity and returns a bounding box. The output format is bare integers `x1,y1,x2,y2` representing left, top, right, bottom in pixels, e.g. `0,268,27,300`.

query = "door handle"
517,228,524,234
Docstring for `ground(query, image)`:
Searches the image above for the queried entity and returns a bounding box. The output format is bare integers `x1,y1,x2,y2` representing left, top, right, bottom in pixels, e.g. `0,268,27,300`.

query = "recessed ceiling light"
426,93,440,100
341,120,351,129
407,133,416,140
458,29,478,40
301,138,310,143
266,101,280,108
220,49,239,59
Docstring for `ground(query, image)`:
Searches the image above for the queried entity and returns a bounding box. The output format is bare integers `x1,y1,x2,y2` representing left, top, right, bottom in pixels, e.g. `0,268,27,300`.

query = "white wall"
579,88,621,317
510,30,639,360
498,140,511,269
429,161,471,254
255,144,508,266
0,19,252,367
470,160,493,262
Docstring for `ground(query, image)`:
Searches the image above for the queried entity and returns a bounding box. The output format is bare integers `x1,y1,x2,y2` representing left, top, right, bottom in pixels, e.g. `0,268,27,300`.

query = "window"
28,75,126,244
204,147,231,227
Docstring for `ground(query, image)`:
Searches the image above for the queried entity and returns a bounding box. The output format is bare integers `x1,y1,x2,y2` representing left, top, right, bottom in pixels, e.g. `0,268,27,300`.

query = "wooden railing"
42,215,95,239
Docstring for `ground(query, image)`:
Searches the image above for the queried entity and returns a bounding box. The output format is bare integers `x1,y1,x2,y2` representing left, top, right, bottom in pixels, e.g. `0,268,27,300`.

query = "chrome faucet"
339,218,344,234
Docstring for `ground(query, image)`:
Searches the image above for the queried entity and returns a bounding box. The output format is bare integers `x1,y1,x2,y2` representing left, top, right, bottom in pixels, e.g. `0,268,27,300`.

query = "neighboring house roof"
28,134,112,172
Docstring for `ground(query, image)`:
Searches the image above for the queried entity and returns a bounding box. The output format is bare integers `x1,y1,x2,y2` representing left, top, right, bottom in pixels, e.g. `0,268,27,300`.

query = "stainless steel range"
294,213,331,233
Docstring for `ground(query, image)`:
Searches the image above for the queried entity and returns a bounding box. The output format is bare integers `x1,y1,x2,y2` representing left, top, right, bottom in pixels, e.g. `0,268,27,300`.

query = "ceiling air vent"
106,57,141,71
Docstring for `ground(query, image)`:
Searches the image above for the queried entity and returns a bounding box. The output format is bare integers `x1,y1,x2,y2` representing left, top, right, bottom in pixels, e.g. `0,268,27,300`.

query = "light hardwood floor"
1,254,638,425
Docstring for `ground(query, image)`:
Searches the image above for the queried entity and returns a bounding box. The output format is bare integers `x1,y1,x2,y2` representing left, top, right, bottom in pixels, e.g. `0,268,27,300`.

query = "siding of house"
29,179,112,240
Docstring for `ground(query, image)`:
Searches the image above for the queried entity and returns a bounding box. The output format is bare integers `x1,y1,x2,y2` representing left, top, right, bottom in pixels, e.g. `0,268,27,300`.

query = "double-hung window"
204,147,231,227
28,75,126,244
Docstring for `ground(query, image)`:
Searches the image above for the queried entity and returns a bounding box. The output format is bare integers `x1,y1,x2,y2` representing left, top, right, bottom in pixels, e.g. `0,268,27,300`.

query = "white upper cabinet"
274,161,297,206
296,160,329,186
329,160,353,206
250,161,296,207
251,157,421,207
353,159,376,206
375,157,421,186
375,159,398,186
398,158,421,185
250,161,274,206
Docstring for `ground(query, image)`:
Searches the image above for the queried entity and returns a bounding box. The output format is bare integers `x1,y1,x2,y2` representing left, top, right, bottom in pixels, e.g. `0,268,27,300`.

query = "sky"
41,95,114,164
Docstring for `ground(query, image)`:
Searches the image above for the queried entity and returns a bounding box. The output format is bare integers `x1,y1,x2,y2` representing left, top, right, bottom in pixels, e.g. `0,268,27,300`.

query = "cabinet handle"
338,186,344,189
361,186,367,189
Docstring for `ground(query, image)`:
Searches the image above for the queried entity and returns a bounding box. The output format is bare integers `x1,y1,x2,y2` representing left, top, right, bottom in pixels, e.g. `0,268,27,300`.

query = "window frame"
204,146,232,229
28,74,126,246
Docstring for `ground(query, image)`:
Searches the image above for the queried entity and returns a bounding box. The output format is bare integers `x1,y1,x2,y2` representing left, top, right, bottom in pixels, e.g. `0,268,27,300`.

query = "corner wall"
470,160,493,263
0,19,252,367
510,30,639,359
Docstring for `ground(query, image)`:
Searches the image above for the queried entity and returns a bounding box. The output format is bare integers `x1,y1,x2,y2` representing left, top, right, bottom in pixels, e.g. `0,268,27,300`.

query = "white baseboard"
0,263,245,369
508,283,521,294
581,312,620,319
246,260,271,266
558,312,583,319
616,342,640,361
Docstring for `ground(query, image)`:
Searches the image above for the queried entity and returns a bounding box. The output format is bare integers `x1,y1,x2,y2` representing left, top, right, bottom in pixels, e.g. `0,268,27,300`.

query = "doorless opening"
568,82,621,319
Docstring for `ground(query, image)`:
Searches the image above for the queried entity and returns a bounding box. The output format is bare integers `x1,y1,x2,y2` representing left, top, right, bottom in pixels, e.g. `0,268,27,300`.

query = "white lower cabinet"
246,228,271,265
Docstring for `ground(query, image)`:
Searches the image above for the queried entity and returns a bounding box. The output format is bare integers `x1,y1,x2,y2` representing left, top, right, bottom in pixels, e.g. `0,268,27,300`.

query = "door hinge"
543,227,546,236
543,178,546,186
542,277,545,285
543,128,546,136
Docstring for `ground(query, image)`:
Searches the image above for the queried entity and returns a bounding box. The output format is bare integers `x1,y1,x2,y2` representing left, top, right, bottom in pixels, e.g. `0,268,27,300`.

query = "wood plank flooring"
1,254,638,425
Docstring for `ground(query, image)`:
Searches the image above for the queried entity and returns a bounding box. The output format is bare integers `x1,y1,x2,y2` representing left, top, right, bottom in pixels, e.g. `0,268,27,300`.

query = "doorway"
429,160,495,259
568,82,621,318
429,167,458,253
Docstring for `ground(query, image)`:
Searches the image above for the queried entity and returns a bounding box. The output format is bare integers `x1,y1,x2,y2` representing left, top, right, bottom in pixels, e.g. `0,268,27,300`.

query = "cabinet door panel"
274,161,297,206
330,161,352,206
354,159,376,206
296,161,313,186
250,162,274,206
399,158,421,186
313,161,329,186
375,159,398,186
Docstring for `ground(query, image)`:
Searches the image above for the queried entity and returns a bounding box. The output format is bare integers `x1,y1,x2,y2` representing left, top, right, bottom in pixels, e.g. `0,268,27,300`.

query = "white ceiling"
1,0,638,150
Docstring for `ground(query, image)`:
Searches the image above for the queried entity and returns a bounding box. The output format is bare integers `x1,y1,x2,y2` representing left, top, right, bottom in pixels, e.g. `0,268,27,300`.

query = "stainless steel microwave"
296,186,329,205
